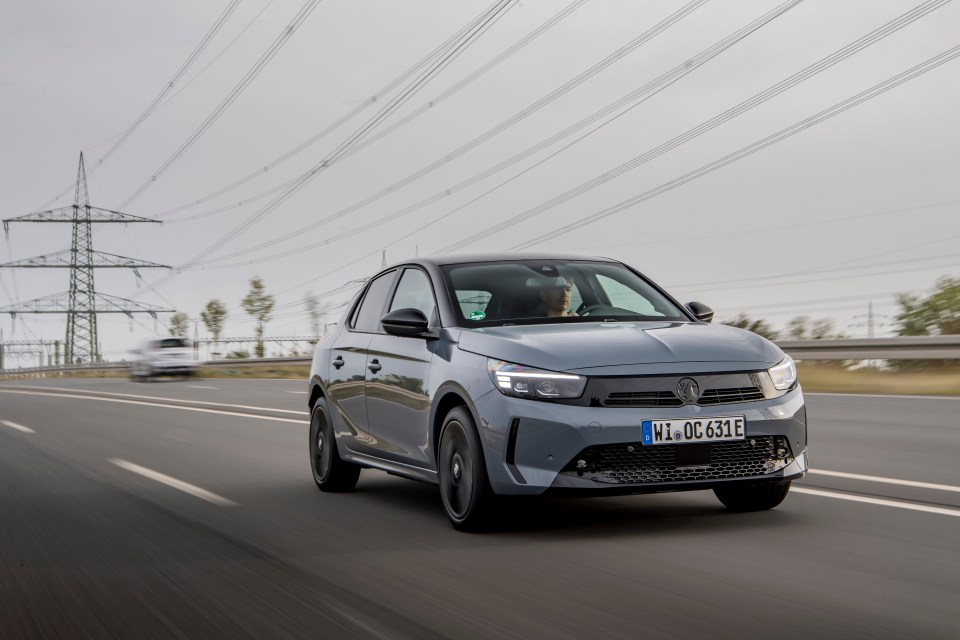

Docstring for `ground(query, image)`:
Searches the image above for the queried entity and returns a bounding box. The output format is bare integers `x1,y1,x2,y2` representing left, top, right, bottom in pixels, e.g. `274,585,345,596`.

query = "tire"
714,481,791,512
309,398,360,492
438,407,495,532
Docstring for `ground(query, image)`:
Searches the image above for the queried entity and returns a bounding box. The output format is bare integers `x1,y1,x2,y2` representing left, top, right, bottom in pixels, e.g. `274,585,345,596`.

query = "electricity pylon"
1,153,172,364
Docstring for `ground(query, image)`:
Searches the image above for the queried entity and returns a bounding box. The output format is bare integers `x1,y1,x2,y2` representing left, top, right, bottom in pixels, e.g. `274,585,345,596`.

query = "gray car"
307,254,807,530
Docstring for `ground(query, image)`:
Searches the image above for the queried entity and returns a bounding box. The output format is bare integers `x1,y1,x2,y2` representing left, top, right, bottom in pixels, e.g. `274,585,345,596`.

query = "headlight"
768,355,798,390
487,359,587,400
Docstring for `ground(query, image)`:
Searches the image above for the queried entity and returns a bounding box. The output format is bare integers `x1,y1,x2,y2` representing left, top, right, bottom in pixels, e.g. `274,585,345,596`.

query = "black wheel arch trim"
308,374,328,409
430,381,484,467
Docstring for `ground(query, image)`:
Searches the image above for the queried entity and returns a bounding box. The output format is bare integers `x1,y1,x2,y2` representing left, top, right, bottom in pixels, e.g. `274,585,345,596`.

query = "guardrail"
2,336,959,377
777,336,960,360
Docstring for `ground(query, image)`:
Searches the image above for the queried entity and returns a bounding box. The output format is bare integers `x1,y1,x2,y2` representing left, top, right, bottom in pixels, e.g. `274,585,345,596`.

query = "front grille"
697,386,765,405
602,385,764,407
561,436,793,485
604,391,683,408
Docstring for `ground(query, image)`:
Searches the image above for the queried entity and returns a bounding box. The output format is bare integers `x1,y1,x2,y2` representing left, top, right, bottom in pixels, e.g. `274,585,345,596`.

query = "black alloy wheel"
438,407,494,531
713,481,791,512
309,398,360,492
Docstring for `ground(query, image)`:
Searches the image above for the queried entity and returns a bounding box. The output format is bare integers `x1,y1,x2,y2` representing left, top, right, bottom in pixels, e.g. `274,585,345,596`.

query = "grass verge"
797,363,960,395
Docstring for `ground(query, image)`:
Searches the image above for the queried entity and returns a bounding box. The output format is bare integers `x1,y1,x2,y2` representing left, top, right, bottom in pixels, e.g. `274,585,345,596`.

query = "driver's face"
543,283,572,311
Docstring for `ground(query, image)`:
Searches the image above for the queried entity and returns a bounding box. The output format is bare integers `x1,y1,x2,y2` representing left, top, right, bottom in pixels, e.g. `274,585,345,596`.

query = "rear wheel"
438,407,495,531
714,481,791,512
309,399,360,492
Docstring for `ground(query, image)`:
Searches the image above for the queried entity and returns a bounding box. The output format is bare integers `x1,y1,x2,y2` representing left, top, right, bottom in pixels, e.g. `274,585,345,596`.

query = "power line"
153,0,516,218
669,254,960,293
550,198,960,253
118,0,326,208
185,0,710,266
30,1,243,212
153,0,279,113
163,0,518,274
192,0,801,269
437,0,951,254
509,42,960,250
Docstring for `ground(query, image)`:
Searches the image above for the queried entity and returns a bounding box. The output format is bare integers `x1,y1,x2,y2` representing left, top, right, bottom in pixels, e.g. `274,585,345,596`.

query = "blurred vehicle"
307,254,807,530
129,337,200,380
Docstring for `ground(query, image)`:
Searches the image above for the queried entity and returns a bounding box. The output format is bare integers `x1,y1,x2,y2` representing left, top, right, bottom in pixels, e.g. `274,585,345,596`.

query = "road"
1,378,957,639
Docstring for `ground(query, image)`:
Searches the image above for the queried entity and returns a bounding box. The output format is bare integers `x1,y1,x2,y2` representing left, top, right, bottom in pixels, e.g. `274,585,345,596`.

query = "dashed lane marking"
810,469,960,494
187,385,219,390
1,419,35,434
109,458,238,507
793,487,960,518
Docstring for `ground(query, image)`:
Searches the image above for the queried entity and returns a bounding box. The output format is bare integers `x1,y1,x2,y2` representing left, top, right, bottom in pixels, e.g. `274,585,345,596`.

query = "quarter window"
352,271,396,333
389,268,437,323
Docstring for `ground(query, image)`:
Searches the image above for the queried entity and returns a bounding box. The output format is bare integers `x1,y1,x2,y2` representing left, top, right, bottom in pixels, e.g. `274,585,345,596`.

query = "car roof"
389,252,619,268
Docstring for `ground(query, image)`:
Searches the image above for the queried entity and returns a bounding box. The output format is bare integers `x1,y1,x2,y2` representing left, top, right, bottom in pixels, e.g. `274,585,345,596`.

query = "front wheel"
438,407,495,531
309,399,360,492
714,481,791,512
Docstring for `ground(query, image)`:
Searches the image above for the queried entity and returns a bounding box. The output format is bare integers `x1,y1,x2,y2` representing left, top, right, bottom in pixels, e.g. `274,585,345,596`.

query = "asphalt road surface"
1,378,958,639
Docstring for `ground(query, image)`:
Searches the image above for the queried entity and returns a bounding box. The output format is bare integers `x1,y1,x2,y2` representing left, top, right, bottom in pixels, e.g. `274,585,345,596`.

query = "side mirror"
686,301,714,323
381,308,430,337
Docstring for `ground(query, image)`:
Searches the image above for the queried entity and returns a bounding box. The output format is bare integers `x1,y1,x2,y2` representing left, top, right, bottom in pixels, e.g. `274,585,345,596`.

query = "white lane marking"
109,458,238,507
0,385,303,414
285,390,308,394
0,390,307,424
806,392,960,400
1,419,35,434
187,385,219,390
793,487,960,518
810,469,960,494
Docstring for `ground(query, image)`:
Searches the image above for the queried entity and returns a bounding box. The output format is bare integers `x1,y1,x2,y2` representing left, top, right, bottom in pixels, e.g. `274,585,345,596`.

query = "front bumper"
473,385,807,496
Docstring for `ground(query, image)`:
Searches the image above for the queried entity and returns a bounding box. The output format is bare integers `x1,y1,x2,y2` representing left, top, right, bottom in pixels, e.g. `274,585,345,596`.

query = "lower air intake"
560,436,793,485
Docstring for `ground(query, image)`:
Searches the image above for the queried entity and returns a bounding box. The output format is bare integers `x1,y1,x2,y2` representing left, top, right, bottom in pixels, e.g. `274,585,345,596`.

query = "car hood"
456,322,783,374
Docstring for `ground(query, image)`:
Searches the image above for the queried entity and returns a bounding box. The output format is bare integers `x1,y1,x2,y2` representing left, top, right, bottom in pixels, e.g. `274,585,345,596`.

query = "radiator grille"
602,386,764,408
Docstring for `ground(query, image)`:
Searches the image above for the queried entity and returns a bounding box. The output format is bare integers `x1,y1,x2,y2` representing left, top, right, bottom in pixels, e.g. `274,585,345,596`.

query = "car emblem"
676,377,700,404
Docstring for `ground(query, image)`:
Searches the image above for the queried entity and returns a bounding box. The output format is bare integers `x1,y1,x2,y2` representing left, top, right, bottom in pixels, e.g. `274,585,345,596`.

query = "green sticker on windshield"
469,310,486,321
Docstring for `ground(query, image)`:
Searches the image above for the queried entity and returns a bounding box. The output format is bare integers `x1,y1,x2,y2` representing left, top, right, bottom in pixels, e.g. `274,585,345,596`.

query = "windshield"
442,260,689,326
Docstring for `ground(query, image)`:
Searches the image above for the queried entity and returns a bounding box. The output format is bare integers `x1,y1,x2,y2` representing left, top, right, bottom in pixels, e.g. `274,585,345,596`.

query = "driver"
540,277,578,317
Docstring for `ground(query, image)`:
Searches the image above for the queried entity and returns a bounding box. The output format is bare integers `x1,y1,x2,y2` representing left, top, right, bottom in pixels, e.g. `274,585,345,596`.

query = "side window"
389,268,437,323
352,271,396,333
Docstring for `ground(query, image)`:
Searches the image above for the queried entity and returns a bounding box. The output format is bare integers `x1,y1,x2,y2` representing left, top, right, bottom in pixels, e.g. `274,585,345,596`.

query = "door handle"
367,359,382,374
332,356,345,369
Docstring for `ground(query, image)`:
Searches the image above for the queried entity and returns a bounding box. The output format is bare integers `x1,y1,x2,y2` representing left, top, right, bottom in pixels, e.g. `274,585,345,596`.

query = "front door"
365,267,438,468
327,269,398,455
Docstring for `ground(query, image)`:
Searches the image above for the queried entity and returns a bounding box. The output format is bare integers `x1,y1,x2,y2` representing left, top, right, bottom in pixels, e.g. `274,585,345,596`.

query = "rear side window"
389,268,437,323
160,338,189,348
352,271,396,333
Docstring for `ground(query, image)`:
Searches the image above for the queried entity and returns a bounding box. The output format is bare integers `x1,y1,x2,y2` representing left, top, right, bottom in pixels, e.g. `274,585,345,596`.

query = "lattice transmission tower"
1,153,173,364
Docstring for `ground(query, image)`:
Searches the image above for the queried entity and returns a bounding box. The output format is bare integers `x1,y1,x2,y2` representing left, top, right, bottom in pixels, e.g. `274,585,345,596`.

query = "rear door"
326,270,397,455
365,267,438,468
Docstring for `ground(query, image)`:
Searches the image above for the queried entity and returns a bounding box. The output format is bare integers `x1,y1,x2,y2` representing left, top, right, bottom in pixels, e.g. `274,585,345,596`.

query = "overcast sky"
1,0,958,362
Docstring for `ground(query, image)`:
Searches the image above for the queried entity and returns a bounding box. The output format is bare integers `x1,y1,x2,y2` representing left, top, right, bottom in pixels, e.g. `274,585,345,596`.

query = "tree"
721,313,779,341
304,292,320,336
786,315,845,340
893,276,960,372
201,299,227,344
241,277,275,358
169,312,190,338
895,276,960,336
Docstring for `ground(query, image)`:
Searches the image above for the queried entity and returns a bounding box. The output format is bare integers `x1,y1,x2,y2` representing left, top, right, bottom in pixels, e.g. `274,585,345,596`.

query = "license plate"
641,417,745,446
